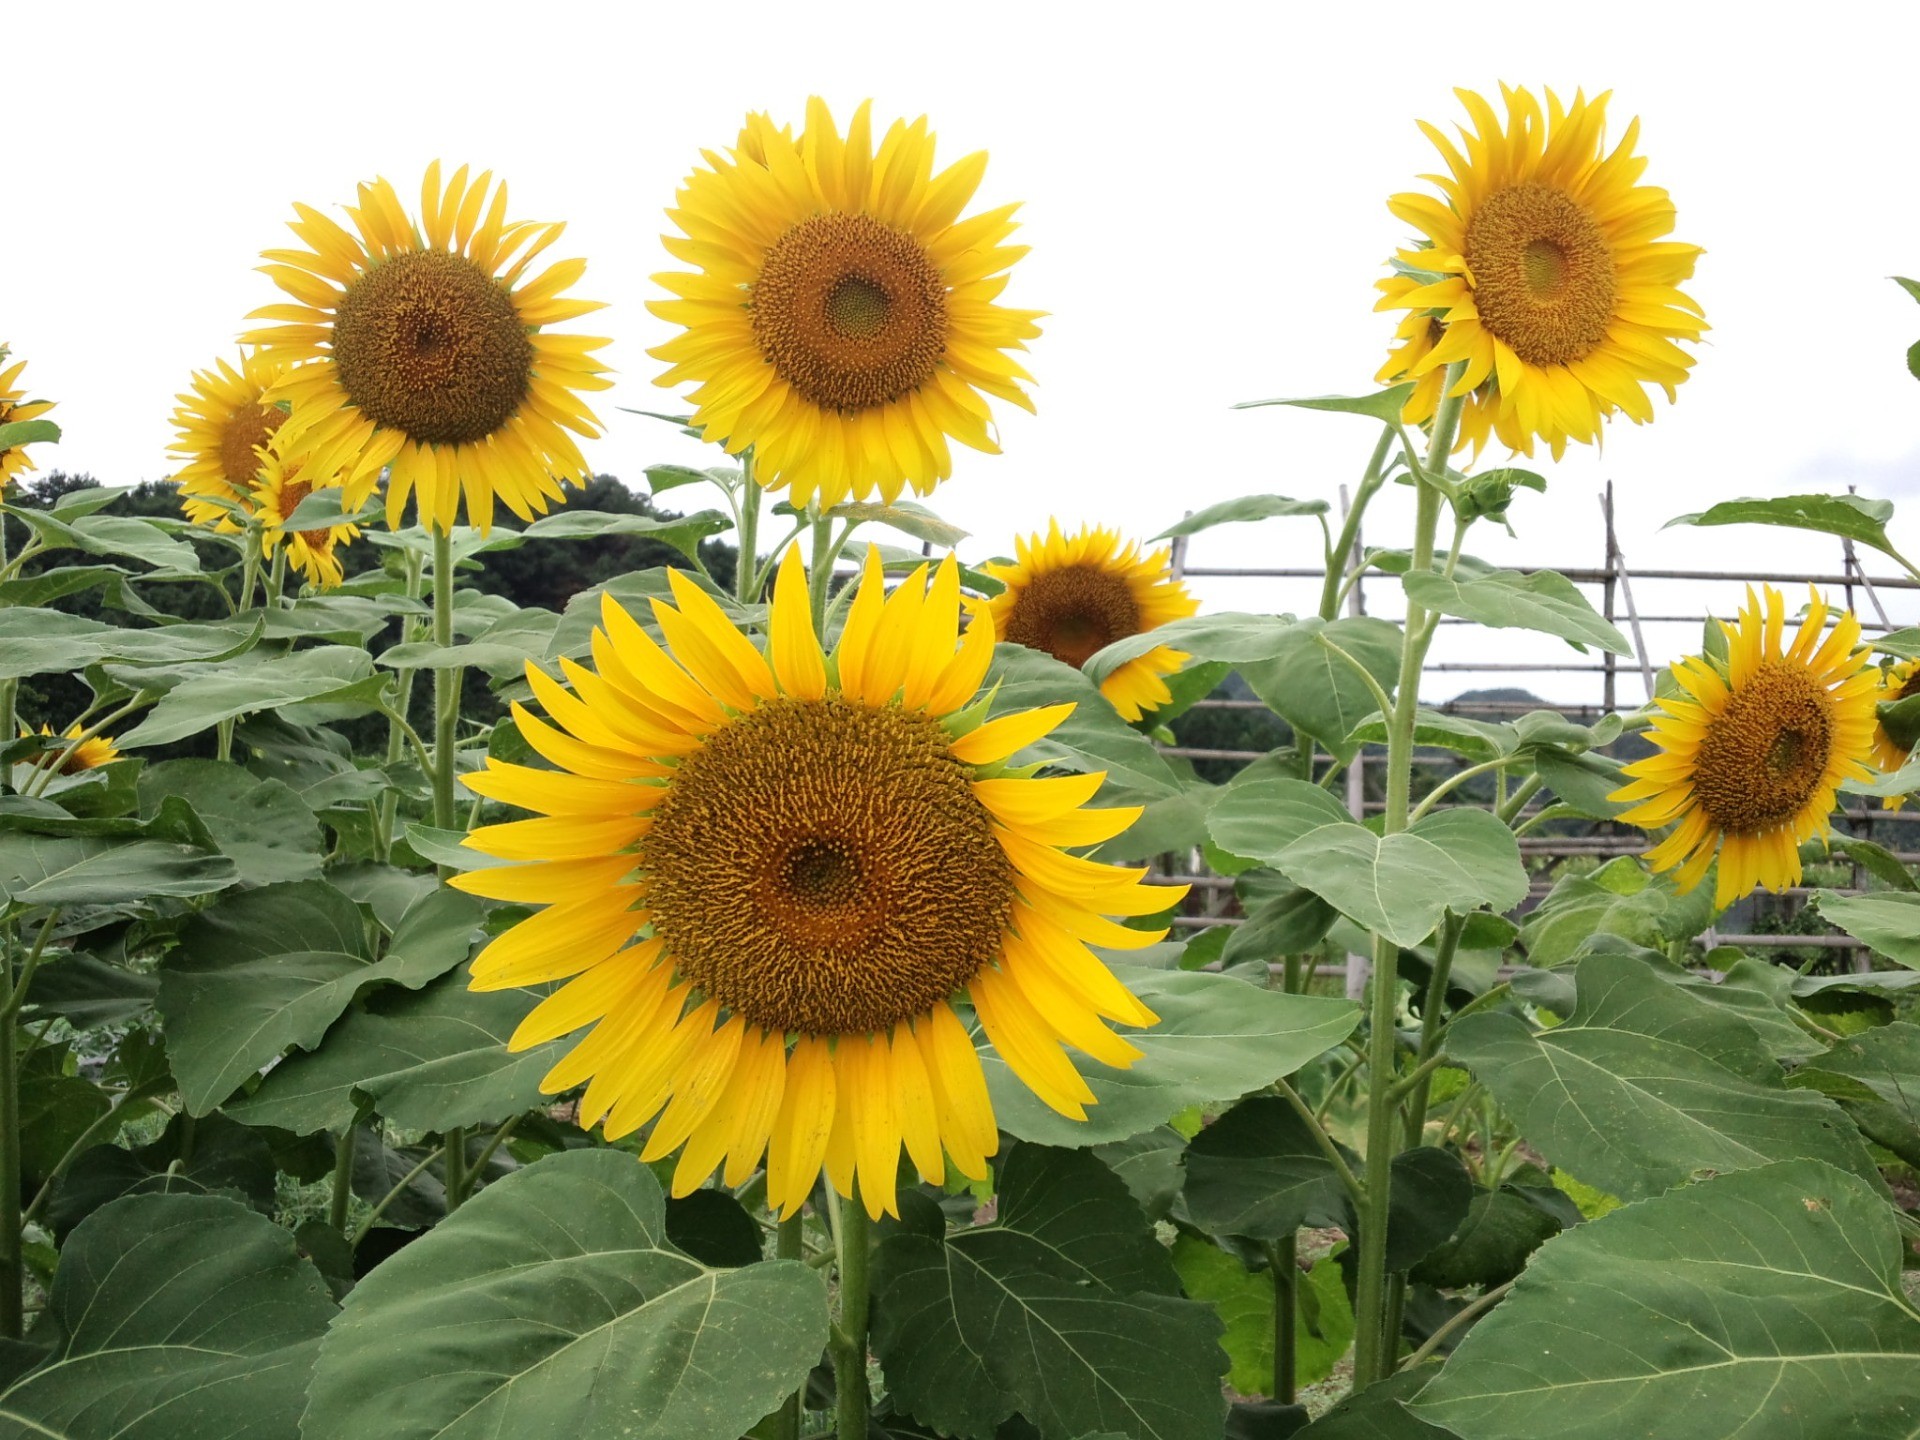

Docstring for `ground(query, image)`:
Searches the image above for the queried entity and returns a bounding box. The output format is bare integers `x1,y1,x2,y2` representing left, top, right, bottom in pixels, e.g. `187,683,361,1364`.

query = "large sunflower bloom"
22,724,120,775
0,347,56,487
244,162,611,534
649,98,1043,509
1870,659,1919,811
1376,86,1706,460
978,521,1199,721
168,352,288,530
253,439,360,590
1611,587,1878,909
453,547,1172,1220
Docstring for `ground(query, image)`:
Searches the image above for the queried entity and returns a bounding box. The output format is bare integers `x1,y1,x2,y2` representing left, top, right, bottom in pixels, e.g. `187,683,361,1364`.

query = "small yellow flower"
1377,85,1706,460
0,347,56,487
977,521,1198,721
22,724,120,774
1612,587,1879,909
1870,659,1919,811
453,546,1173,1219
253,440,360,590
168,352,288,531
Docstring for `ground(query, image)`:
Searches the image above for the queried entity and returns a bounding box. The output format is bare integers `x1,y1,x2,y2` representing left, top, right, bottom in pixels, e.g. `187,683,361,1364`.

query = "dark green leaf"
1446,951,1881,1201
160,881,472,1115
0,1194,333,1440
664,1189,764,1267
1234,386,1413,422
0,831,236,906
519,507,730,563
825,498,970,546
225,968,564,1134
1666,493,1902,560
983,968,1358,1147
49,1113,279,1240
1182,1095,1355,1242
1412,1160,1920,1439
0,611,258,681
137,760,323,885
3,503,201,573
1153,496,1329,541
302,1150,828,1440
1238,617,1404,763
1812,890,1920,967
872,1144,1226,1440
1409,1186,1567,1288
20,951,158,1027
1403,569,1630,654
118,646,387,747
1085,613,1304,680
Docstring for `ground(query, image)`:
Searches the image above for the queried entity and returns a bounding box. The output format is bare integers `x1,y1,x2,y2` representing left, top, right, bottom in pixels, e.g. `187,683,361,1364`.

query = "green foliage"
303,1150,828,1440
1413,1161,1920,1438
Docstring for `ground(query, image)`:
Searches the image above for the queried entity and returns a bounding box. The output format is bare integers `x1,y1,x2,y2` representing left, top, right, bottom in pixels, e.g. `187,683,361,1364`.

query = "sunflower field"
4,86,1920,1440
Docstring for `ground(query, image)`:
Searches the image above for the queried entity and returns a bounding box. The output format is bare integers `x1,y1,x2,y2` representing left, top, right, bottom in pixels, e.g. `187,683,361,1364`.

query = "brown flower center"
1002,565,1143,670
273,473,333,547
218,404,284,492
641,695,1012,1034
1464,182,1616,368
751,214,949,414
332,249,532,445
1691,662,1834,835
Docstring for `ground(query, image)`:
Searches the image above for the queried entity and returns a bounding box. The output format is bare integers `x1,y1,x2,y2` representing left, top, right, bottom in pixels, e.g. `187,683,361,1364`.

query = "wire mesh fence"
1153,480,1919,990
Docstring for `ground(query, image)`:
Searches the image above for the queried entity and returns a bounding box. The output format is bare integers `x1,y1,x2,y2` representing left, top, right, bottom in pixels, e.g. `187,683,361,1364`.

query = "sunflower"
452,546,1174,1220
253,439,360,590
22,723,120,775
649,98,1043,509
977,521,1199,721
0,347,56,487
243,162,611,534
1376,85,1706,461
1870,659,1920,811
1611,587,1878,909
168,352,289,530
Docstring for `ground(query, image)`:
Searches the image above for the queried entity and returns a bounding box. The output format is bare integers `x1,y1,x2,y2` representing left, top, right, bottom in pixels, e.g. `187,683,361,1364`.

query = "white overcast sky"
8,1,1919,704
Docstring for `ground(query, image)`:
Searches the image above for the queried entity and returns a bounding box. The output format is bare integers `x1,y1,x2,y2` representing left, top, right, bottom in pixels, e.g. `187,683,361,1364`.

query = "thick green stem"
772,1214,808,1439
1352,364,1465,1389
1,926,20,1339
443,1127,468,1213
1268,1237,1298,1403
808,510,834,636
376,551,427,863
833,1188,872,1440
1319,427,1397,620
267,545,289,606
735,450,762,605
431,528,461,835
329,1121,358,1235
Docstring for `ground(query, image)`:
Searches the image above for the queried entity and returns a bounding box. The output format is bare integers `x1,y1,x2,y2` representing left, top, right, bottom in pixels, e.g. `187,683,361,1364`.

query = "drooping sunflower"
22,723,120,774
243,162,611,534
977,521,1199,721
253,439,360,590
1870,659,1920,811
168,352,289,530
1376,85,1706,461
0,347,56,487
1611,587,1879,909
453,547,1173,1219
649,98,1043,509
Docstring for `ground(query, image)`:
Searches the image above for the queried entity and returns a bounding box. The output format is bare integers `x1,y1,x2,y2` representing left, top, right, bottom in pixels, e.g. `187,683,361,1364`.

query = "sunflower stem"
1267,1236,1298,1404
736,449,763,605
1352,363,1465,1390
1319,427,1395,621
329,1117,359,1236
1,922,22,1339
376,549,427,864
770,1213,808,1439
808,508,834,636
832,1185,872,1440
431,527,462,837
267,544,289,606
